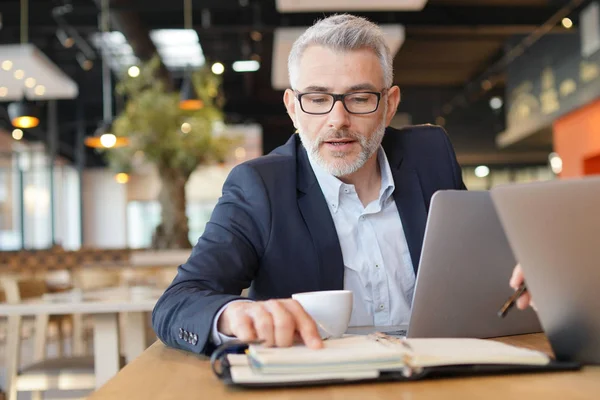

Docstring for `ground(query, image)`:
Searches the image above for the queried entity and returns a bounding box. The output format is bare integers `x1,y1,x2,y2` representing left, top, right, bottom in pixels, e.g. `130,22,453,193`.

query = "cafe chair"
0,277,124,400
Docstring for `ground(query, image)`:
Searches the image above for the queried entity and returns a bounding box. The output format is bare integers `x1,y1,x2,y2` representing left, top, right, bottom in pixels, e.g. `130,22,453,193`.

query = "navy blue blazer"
152,125,466,355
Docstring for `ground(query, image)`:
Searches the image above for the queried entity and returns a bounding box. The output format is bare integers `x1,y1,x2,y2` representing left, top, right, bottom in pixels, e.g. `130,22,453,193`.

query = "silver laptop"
491,177,600,364
348,190,542,338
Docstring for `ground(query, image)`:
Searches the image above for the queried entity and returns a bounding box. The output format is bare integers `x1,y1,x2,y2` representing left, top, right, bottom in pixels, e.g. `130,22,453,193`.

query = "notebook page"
248,335,407,368
405,338,550,368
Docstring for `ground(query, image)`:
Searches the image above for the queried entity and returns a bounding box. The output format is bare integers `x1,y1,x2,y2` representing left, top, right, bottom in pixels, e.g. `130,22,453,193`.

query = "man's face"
284,45,400,177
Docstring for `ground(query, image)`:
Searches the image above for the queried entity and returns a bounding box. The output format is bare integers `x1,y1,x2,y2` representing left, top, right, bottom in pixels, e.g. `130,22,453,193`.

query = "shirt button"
344,188,350,193
375,264,379,269
379,304,385,310
360,216,365,221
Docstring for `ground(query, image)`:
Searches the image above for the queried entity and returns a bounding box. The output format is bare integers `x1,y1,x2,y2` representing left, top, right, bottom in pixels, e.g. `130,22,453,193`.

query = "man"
152,14,466,356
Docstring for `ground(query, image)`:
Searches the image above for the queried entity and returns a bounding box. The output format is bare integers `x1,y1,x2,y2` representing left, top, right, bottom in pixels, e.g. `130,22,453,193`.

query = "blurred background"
0,0,599,397
2,0,598,252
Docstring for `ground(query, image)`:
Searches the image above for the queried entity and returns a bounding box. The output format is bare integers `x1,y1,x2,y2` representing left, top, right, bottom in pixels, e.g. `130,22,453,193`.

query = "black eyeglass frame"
294,88,389,115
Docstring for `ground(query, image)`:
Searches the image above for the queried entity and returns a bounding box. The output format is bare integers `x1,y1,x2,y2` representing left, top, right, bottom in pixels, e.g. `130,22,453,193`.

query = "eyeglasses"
294,89,387,115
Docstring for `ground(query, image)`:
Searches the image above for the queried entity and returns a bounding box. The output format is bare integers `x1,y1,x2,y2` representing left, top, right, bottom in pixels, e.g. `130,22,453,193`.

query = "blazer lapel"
296,140,345,291
392,168,428,274
383,132,428,274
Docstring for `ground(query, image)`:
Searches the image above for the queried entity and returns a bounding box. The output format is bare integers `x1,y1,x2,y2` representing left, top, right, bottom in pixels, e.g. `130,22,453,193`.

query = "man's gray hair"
288,14,393,89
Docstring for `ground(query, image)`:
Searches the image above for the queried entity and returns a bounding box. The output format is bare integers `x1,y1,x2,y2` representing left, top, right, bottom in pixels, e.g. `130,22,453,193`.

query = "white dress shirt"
211,147,416,344
309,147,416,327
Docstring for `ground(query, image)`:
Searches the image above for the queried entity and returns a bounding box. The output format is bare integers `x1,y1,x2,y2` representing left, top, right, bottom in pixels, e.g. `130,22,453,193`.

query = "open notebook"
211,333,580,387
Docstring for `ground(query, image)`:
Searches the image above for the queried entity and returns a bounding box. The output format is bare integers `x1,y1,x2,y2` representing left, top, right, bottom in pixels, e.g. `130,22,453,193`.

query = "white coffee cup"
292,290,353,339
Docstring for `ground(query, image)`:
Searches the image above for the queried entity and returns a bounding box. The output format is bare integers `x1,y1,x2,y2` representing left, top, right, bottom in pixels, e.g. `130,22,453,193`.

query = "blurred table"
88,333,600,399
0,286,161,388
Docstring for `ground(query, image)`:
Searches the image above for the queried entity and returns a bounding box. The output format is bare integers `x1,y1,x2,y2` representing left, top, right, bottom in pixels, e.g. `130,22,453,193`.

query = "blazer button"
178,328,183,339
192,334,198,345
183,331,189,341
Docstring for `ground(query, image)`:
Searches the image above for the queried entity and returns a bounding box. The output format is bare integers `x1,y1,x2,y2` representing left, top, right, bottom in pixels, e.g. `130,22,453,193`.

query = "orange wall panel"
584,154,600,175
553,98,600,178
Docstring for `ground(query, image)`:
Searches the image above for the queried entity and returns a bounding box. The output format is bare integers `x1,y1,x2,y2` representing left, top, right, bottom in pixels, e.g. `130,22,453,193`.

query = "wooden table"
89,334,600,399
0,286,162,388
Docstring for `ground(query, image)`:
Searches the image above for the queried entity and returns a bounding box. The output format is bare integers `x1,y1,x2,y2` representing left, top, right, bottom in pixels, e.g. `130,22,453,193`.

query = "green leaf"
102,55,241,175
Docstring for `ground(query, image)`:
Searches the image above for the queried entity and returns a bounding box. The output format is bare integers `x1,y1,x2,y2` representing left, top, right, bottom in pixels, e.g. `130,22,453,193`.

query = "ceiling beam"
20,23,563,36
9,5,554,29
406,25,573,36
456,151,552,166
0,2,567,26
1,4,570,37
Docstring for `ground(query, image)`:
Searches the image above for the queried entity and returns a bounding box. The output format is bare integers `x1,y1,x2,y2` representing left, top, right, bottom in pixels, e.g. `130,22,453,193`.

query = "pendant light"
85,0,128,148
9,0,41,129
8,98,40,129
179,0,203,110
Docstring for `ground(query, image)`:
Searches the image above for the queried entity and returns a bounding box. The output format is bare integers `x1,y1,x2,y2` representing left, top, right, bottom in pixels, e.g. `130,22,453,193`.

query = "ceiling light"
232,60,260,72
562,18,573,29
85,121,129,148
0,44,79,100
481,80,492,91
211,62,224,75
25,77,36,88
179,69,204,110
8,99,40,129
0,87,7,97
100,133,117,148
76,52,93,71
275,0,428,12
489,96,503,110
86,1,128,150
56,28,75,48
90,31,138,73
12,129,24,140
250,31,262,42
150,29,205,69
1,60,13,71
549,152,563,174
474,165,490,178
181,122,192,133
128,65,140,77
34,85,45,96
115,173,129,184
14,69,25,80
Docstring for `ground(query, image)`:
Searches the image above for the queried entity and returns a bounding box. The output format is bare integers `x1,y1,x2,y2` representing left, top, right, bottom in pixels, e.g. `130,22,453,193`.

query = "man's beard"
299,118,386,177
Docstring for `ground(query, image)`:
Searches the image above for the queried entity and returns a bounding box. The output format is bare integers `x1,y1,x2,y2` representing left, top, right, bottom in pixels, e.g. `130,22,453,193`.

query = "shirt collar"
307,147,395,212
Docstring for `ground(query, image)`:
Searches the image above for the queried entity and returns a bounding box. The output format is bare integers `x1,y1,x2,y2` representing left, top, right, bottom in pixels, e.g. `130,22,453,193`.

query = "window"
126,200,216,249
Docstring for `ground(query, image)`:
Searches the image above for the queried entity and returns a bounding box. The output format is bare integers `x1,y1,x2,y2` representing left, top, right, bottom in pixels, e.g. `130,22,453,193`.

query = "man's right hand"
217,299,324,349
510,264,535,310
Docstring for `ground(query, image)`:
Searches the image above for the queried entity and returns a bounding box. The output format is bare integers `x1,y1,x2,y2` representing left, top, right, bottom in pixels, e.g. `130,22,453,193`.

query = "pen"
369,332,413,351
497,283,528,318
